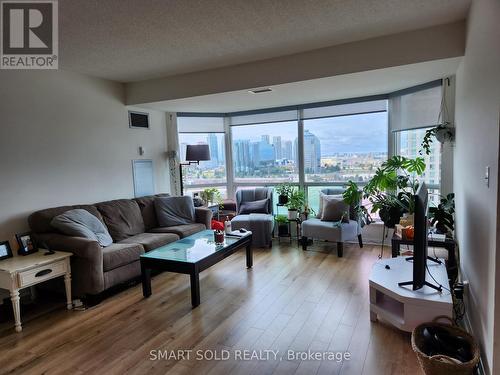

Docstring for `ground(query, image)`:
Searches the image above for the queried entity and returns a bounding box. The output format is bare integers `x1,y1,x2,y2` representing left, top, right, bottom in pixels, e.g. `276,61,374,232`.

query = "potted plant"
342,180,372,227
362,156,426,228
301,204,315,221
201,187,223,207
276,183,293,205
428,193,455,235
285,189,305,220
420,123,455,155
275,214,289,236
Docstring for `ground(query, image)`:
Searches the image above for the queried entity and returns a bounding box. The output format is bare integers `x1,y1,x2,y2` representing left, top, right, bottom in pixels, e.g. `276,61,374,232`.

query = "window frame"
178,131,227,189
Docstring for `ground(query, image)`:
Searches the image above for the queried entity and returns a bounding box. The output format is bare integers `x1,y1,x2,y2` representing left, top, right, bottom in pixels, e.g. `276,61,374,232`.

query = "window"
397,127,441,205
231,121,299,183
303,112,388,183
178,133,226,186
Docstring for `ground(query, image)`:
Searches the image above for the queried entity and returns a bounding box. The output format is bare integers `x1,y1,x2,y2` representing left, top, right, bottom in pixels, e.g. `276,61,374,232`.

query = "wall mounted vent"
248,88,273,94
129,111,150,129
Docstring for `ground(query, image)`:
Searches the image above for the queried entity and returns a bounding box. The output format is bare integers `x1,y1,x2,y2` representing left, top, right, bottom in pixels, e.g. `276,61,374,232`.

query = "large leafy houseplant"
342,181,372,227
428,193,455,235
362,156,426,228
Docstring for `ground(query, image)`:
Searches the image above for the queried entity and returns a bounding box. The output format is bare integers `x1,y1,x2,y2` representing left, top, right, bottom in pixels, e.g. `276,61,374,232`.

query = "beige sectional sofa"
28,194,212,297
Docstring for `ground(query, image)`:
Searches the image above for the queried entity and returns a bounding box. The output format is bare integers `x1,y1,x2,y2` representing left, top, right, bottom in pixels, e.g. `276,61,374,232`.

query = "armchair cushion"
321,198,350,223
238,198,270,214
302,218,360,242
154,196,195,227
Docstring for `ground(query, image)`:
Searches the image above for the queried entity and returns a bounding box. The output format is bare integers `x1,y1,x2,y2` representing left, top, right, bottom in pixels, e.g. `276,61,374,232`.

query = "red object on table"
211,220,224,230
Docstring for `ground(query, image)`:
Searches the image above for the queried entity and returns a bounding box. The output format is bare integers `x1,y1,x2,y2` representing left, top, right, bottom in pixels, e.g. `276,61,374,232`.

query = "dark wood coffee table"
140,230,252,307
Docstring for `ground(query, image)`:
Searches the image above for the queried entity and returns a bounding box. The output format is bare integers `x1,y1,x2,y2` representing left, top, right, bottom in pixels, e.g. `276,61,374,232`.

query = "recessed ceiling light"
248,88,273,94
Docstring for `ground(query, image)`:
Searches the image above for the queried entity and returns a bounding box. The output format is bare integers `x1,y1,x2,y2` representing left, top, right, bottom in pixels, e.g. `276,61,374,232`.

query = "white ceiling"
60,0,470,82
139,57,462,113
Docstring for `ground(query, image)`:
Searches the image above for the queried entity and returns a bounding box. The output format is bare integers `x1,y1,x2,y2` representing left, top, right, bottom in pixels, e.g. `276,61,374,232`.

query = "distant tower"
207,134,219,167
273,136,282,160
283,140,293,160
303,130,321,173
261,135,270,144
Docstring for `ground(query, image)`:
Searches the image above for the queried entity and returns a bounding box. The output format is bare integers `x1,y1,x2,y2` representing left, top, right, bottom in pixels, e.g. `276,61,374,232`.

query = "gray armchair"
301,188,363,257
230,187,274,248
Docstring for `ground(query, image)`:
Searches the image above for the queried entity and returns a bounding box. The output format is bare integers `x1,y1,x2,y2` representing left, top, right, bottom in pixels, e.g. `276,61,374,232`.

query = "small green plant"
201,188,223,207
275,214,288,224
285,189,305,211
275,183,293,197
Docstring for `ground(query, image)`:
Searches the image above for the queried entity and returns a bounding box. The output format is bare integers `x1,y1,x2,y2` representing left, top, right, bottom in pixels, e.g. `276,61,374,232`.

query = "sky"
180,112,388,157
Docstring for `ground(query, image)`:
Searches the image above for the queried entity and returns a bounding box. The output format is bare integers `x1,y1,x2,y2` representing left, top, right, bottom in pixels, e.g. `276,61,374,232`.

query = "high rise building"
261,135,270,144
273,136,282,160
207,133,219,167
303,130,321,173
283,140,293,160
234,140,251,173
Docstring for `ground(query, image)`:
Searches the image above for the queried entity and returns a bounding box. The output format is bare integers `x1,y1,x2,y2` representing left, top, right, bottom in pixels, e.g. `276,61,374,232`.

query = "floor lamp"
179,144,210,196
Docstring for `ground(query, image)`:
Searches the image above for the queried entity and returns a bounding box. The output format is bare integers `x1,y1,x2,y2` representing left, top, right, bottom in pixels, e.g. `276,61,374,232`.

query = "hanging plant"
420,123,455,156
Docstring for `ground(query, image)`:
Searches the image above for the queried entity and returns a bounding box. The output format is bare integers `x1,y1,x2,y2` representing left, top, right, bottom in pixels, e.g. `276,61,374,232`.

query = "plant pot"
380,206,404,228
278,195,288,205
278,223,289,236
288,209,298,220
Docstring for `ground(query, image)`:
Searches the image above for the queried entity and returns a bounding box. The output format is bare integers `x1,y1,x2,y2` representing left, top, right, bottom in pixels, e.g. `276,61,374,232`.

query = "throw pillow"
321,197,350,223
239,198,270,215
51,209,113,247
155,196,195,227
317,193,344,218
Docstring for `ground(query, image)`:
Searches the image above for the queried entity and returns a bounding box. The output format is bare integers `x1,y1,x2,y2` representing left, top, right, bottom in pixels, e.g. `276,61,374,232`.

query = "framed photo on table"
0,241,13,261
16,232,38,256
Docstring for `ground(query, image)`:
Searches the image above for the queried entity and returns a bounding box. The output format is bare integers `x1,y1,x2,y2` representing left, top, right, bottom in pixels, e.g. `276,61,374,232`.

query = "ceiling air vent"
128,111,150,129
248,88,273,94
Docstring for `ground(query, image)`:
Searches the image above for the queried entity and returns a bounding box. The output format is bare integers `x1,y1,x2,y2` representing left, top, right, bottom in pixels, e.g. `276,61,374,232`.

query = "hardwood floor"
0,242,423,375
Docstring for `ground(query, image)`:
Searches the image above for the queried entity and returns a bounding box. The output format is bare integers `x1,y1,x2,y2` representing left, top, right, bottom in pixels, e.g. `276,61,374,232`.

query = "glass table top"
141,230,249,263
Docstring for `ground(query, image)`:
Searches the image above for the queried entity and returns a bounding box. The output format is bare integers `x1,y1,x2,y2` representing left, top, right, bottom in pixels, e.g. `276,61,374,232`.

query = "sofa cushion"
102,242,145,272
96,199,145,242
134,194,170,230
118,232,179,251
51,209,113,247
29,205,103,234
238,198,270,215
154,196,195,227
149,223,206,238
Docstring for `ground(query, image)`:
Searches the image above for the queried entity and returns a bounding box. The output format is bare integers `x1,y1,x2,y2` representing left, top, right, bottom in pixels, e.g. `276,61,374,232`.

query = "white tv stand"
369,256,453,332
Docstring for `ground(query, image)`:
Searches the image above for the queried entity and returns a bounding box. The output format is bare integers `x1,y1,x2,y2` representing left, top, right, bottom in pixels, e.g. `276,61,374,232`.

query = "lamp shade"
185,144,210,161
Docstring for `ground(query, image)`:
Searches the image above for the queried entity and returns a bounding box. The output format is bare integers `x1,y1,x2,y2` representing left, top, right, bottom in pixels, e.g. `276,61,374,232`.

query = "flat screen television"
398,182,442,291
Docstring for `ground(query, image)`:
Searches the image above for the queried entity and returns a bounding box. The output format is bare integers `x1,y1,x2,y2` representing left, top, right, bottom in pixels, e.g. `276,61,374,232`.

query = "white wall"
0,70,170,250
454,0,500,373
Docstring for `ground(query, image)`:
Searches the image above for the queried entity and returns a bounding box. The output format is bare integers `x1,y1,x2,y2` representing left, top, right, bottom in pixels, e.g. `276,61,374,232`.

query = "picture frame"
0,241,13,261
16,232,38,256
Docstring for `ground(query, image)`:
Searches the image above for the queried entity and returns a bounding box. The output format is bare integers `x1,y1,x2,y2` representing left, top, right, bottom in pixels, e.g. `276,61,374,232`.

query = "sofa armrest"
195,207,213,229
36,233,104,296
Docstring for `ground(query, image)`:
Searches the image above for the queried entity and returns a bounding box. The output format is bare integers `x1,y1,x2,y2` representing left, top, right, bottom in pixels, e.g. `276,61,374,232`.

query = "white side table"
0,250,72,332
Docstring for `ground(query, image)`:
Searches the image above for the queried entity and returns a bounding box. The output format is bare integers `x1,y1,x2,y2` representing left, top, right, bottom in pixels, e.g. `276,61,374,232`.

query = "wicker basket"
411,316,480,375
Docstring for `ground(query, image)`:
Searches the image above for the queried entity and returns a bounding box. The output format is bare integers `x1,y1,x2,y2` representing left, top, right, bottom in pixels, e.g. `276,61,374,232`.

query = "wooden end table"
0,250,72,332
